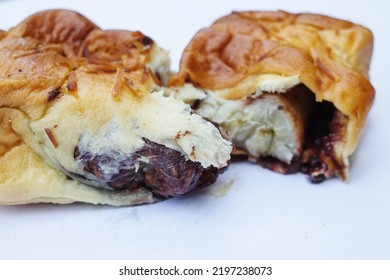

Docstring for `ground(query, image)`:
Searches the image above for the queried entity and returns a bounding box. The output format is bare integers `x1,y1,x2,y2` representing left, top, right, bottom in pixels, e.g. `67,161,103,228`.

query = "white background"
0,0,389,259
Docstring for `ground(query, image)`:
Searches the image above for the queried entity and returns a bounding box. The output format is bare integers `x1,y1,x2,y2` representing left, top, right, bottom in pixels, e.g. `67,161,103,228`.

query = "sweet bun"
170,11,375,182
0,10,231,205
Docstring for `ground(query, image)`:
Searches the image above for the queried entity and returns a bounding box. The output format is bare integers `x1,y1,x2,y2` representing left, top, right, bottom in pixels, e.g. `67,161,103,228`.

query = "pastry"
0,10,231,205
170,10,375,182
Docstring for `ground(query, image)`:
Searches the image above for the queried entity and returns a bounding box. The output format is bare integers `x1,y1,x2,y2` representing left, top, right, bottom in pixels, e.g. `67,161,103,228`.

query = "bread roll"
170,11,375,182
0,10,231,205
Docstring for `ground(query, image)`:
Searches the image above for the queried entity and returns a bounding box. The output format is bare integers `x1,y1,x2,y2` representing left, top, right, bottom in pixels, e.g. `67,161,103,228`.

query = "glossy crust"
0,10,163,121
6,9,98,54
171,10,375,179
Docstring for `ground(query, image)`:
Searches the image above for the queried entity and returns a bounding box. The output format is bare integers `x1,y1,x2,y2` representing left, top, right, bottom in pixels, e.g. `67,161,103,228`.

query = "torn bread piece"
0,9,231,205
170,11,375,182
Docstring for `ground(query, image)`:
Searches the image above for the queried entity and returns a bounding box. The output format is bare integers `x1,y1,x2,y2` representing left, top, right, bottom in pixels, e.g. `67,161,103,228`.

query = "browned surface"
6,9,98,54
82,30,155,69
0,10,158,122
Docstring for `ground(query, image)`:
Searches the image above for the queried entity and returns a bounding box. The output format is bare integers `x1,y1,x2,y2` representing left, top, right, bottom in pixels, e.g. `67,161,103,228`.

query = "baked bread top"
1,9,171,120
171,10,375,172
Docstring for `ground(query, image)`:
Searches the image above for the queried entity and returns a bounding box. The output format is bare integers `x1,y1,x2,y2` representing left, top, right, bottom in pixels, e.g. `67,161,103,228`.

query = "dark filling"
73,138,221,198
237,85,347,183
299,100,343,183
300,101,347,183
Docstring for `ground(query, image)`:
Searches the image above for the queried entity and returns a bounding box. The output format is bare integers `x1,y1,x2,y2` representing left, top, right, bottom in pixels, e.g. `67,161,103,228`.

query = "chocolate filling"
73,138,221,198
300,102,347,182
232,84,346,182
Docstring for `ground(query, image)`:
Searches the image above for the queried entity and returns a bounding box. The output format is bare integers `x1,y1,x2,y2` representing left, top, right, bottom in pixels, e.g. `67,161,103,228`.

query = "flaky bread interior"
170,11,375,181
0,10,231,205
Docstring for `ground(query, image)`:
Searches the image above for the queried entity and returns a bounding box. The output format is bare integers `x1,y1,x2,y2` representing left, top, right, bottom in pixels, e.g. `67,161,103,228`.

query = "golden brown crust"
0,36,75,120
171,10,375,178
6,9,98,54
0,10,161,121
0,10,99,121
81,30,156,69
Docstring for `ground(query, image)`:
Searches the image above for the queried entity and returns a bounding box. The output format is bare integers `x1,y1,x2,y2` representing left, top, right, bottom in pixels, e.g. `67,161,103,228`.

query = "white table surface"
0,0,389,259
